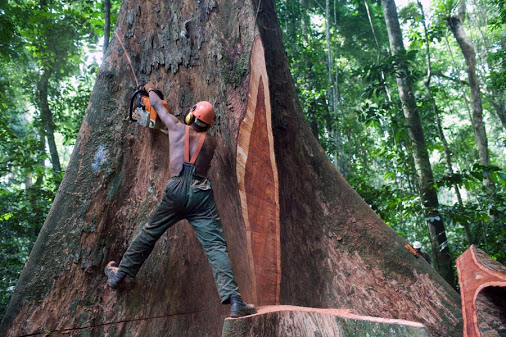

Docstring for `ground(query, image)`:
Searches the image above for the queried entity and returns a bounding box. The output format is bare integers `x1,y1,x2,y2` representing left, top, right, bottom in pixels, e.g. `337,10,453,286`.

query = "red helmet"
192,101,215,125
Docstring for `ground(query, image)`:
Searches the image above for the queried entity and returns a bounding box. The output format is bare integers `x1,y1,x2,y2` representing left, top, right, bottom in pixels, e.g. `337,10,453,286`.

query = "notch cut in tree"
1,1,462,336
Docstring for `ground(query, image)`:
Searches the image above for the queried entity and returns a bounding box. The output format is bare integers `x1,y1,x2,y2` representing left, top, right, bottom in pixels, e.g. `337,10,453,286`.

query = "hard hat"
413,241,422,249
185,101,215,125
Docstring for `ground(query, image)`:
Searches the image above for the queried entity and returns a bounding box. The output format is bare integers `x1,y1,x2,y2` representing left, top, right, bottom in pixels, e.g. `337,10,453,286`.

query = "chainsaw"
129,87,169,133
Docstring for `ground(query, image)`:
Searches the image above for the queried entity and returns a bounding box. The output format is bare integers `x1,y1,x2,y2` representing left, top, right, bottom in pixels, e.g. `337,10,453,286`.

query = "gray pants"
118,164,239,303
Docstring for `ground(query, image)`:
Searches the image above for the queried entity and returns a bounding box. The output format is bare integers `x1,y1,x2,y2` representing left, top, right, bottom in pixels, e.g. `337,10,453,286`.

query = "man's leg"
119,194,181,277
187,188,256,316
106,181,182,287
189,215,240,301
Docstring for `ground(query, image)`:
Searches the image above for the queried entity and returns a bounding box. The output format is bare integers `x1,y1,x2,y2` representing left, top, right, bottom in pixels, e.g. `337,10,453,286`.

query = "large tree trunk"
380,0,456,288
1,0,462,336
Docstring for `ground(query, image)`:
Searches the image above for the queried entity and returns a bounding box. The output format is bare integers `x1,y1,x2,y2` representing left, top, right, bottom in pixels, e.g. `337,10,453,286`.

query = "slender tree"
103,0,111,57
471,0,506,131
417,0,472,244
325,0,346,175
299,0,319,140
27,0,98,180
380,0,456,288
37,69,62,177
364,0,392,102
447,4,494,191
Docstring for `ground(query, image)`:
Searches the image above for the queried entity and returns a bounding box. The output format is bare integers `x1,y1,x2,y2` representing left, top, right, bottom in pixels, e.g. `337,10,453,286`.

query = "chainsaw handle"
130,86,166,122
129,88,147,121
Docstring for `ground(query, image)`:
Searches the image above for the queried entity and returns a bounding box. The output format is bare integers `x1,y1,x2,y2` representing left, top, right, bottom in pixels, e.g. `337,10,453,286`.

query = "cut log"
456,245,506,337
222,305,430,336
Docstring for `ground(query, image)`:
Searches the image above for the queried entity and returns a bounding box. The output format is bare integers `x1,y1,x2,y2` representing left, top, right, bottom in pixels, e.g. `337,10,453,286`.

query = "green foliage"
0,94,59,317
50,65,99,145
0,183,54,315
277,0,505,270
438,164,506,263
0,0,120,321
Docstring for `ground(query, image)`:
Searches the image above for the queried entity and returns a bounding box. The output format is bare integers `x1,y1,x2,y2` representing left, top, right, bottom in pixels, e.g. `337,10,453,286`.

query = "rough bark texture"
457,245,506,337
381,0,456,288
222,306,430,336
2,0,462,336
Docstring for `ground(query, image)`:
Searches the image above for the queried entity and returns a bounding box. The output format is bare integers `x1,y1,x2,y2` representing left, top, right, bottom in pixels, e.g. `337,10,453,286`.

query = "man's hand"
144,82,156,93
144,82,180,131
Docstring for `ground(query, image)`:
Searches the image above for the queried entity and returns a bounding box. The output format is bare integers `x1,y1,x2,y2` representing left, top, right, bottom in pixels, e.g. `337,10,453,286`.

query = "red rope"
114,30,139,87
17,307,214,336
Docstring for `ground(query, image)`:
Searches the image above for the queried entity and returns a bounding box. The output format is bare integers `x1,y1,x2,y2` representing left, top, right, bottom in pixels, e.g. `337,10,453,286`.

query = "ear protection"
185,105,197,125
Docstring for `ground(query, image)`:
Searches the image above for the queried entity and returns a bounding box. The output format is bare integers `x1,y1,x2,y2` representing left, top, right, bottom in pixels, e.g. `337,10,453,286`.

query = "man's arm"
144,83,180,131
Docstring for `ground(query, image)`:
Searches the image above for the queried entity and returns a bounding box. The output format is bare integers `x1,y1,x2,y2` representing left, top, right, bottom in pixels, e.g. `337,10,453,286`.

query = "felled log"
457,245,506,337
222,305,430,337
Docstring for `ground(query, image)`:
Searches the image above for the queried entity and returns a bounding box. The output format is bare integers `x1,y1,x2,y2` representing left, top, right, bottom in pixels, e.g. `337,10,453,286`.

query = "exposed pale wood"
236,36,281,306
222,305,430,336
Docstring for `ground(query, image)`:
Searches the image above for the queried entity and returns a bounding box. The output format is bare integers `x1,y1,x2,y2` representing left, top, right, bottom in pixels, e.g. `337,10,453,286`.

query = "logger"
107,82,256,318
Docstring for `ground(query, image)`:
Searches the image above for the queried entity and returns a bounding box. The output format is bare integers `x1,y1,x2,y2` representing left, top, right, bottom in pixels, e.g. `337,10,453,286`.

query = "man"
104,84,256,318
413,241,431,264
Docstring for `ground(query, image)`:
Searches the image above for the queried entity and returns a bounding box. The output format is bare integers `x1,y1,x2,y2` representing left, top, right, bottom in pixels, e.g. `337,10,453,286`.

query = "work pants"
118,164,239,303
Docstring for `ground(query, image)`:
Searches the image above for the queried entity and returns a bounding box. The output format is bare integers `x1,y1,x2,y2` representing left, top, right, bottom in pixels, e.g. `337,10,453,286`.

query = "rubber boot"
229,294,256,318
104,261,127,289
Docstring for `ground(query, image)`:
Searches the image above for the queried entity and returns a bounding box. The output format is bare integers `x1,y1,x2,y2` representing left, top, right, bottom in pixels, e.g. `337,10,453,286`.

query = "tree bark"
37,69,62,178
300,0,319,141
417,0,471,244
103,0,111,58
447,15,494,190
325,0,346,176
1,0,462,336
380,0,456,288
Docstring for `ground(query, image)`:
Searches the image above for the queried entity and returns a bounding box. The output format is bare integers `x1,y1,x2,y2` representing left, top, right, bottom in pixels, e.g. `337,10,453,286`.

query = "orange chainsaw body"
130,89,169,133
134,96,169,129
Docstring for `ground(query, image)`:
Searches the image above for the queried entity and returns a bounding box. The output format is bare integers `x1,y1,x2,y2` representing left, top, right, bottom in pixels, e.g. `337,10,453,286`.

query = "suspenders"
184,125,207,164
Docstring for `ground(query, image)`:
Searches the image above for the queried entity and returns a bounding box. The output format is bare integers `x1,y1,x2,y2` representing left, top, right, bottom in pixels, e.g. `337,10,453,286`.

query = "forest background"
0,0,504,321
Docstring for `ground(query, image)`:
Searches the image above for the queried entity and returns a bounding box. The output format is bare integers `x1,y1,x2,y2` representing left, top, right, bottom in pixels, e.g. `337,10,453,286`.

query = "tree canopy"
276,0,505,268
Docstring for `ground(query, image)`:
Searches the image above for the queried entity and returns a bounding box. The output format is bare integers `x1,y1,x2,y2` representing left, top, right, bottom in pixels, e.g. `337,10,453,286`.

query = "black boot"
229,294,256,318
104,261,127,289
